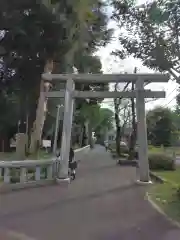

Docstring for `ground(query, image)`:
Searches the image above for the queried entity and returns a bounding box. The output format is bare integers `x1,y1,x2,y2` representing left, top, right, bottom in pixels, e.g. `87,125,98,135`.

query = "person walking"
104,141,108,151
68,147,77,180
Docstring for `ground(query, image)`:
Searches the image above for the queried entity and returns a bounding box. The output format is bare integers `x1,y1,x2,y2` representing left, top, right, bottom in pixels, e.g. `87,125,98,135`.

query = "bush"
109,142,129,154
148,153,175,171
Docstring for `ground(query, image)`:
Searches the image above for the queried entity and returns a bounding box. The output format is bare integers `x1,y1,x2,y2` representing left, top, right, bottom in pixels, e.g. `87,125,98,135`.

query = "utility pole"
129,67,137,159
53,105,63,155
132,67,137,133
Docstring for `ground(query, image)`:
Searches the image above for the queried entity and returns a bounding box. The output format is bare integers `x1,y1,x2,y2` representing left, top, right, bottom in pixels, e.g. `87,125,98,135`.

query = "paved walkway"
0,146,180,239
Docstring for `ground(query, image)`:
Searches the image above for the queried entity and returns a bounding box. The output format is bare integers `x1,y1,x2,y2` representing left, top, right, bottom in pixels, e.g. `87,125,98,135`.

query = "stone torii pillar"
136,79,150,183
56,78,75,182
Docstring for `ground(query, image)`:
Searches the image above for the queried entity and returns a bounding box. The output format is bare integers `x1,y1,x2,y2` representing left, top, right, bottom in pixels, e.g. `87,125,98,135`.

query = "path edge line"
146,192,180,229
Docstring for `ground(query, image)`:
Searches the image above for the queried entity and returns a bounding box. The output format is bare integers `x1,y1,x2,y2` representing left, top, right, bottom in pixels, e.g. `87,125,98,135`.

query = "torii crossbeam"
42,73,169,183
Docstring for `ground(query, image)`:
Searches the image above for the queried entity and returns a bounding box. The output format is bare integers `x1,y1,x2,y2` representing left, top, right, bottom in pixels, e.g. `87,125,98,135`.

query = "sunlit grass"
149,146,180,155
154,167,180,184
149,166,180,222
149,182,180,222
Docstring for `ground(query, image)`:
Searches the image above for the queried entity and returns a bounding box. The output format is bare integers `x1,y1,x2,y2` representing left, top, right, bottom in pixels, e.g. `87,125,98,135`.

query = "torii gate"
42,73,169,183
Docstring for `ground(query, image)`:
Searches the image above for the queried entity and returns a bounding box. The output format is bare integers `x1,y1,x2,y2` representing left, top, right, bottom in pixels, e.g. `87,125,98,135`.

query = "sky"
96,0,179,111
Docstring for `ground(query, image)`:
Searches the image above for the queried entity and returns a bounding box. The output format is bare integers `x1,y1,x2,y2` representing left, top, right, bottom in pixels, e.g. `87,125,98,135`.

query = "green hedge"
148,153,175,171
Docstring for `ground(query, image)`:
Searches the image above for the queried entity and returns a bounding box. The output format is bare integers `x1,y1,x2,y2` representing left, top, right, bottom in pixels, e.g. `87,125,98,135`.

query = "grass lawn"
109,144,180,156
154,167,180,184
148,146,180,156
149,167,180,222
149,182,180,222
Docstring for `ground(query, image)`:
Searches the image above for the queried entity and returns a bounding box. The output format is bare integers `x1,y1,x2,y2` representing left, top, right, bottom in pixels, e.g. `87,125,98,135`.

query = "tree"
111,0,180,81
0,0,113,153
78,103,102,148
170,92,180,145
113,82,131,156
45,55,108,150
95,108,114,143
146,106,174,147
39,0,113,151
0,92,19,151
0,1,62,152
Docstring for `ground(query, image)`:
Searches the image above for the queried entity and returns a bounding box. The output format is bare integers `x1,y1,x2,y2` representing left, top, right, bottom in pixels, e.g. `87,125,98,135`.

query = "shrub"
148,153,175,171
120,144,129,154
109,142,129,154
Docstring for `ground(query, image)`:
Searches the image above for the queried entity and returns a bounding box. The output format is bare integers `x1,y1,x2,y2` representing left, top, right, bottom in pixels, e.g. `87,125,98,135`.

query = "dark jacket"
69,147,77,169
69,147,74,163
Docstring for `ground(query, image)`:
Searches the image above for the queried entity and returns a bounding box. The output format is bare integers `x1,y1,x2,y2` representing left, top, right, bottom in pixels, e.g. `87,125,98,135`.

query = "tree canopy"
146,106,175,147
0,0,113,151
112,0,180,81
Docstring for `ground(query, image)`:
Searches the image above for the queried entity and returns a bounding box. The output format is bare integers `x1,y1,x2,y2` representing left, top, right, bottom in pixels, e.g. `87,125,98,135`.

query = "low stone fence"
0,145,90,193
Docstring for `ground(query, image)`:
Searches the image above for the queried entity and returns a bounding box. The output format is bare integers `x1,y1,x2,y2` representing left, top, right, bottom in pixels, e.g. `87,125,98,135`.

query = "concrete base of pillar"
136,179,152,185
55,177,70,186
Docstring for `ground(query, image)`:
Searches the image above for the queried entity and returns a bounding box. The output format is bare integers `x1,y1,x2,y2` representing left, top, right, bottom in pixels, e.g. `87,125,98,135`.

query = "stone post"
16,133,27,160
136,79,150,182
57,78,75,180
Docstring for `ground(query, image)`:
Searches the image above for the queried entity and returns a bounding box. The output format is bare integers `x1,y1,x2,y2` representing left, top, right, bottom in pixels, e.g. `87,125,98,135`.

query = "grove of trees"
147,107,176,147
2,0,180,159
112,0,180,80
0,0,114,157
107,0,180,156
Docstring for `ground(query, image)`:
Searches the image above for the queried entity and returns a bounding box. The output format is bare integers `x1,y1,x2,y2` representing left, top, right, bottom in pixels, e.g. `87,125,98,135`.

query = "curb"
149,171,179,187
136,180,152,185
146,192,180,229
149,171,164,183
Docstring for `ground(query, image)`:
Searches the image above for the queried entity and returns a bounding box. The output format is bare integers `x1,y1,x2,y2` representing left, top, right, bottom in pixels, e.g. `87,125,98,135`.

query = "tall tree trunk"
82,124,87,146
0,133,11,152
114,98,121,156
79,124,84,147
29,59,53,154
128,123,137,159
88,121,93,149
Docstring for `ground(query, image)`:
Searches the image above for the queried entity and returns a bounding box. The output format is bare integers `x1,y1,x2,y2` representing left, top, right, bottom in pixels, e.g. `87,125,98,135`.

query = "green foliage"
148,153,175,170
112,0,180,77
0,0,65,139
0,0,112,150
79,103,101,127
78,105,114,131
146,107,174,147
74,54,102,74
95,108,114,130
43,0,112,140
